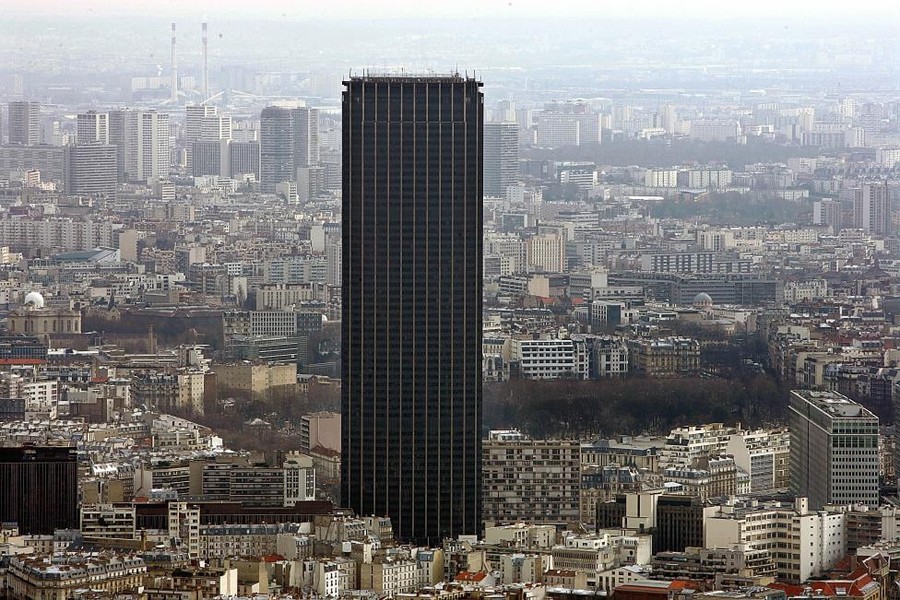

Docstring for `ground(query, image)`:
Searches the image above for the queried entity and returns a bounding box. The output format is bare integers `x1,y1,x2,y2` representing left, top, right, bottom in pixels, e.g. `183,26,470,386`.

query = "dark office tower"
229,141,260,179
192,140,225,177
0,446,78,534
342,75,483,545
260,106,295,193
483,121,519,197
8,101,40,145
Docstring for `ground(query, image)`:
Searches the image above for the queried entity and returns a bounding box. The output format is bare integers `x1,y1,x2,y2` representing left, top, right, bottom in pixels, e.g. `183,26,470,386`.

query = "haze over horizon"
6,0,900,20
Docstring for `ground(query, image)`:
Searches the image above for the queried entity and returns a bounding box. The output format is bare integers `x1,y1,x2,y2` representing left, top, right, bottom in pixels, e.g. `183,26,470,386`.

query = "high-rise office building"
813,198,843,232
185,105,231,170
483,121,518,198
0,146,66,182
260,106,295,193
7,101,40,145
259,106,319,193
341,75,483,545
109,110,171,183
536,113,579,148
788,390,879,510
0,446,78,534
65,144,118,198
76,111,109,144
108,110,130,182
293,107,319,168
482,432,580,527
853,182,891,235
229,141,260,180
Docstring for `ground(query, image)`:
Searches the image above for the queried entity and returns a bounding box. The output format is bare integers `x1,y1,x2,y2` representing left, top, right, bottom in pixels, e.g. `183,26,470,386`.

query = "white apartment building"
536,114,579,148
22,380,58,407
644,169,678,188
526,233,565,273
876,147,900,167
766,228,821,244
483,523,557,549
176,370,206,415
76,111,110,144
0,218,114,252
80,504,137,540
483,432,581,526
550,532,652,589
167,501,201,559
726,428,791,493
510,338,588,380
108,109,170,183
658,423,735,468
304,559,347,597
683,168,733,189
498,554,549,584
265,255,328,284
284,453,316,505
593,337,630,378
359,558,420,595
255,282,329,310
783,279,829,303
704,497,846,583
688,119,741,142
697,229,735,251
249,310,298,336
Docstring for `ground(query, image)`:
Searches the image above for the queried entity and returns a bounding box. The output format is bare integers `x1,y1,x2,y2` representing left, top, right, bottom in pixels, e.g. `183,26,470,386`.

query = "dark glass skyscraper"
0,446,78,534
341,75,483,545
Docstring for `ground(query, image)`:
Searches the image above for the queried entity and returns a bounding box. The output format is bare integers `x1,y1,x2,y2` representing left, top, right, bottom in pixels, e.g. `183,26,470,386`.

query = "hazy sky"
8,0,900,20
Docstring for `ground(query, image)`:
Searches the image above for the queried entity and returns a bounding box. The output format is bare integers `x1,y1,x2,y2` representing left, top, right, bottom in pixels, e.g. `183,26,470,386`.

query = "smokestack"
171,22,178,103
202,22,209,101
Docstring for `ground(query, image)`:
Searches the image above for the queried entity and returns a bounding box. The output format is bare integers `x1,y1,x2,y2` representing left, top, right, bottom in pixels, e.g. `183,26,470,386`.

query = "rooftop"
792,390,877,419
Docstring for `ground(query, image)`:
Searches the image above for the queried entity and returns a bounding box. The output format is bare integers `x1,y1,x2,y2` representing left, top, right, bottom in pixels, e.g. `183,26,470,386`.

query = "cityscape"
5,3,900,600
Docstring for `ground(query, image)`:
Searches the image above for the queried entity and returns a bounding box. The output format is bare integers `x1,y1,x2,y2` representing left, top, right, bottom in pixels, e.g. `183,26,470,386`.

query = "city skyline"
4,3,900,598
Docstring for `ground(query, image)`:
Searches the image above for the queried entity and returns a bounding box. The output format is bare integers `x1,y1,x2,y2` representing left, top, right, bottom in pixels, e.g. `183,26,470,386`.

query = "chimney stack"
170,22,178,104
202,22,209,101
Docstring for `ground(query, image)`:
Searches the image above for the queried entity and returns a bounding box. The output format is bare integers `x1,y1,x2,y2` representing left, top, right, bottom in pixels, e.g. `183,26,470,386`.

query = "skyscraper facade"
65,144,118,198
7,101,40,145
260,106,295,193
483,121,519,198
341,75,483,545
76,110,109,144
259,106,319,193
293,107,319,168
185,105,231,171
788,390,879,510
108,110,170,183
0,446,78,534
853,182,891,235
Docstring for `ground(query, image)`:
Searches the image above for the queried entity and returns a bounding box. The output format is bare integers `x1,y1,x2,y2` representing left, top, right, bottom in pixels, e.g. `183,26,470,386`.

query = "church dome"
23,291,45,309
692,292,713,308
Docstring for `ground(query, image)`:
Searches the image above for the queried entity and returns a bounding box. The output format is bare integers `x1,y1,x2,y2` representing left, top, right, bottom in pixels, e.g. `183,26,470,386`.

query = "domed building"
692,292,714,309
7,292,81,339
23,291,45,309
